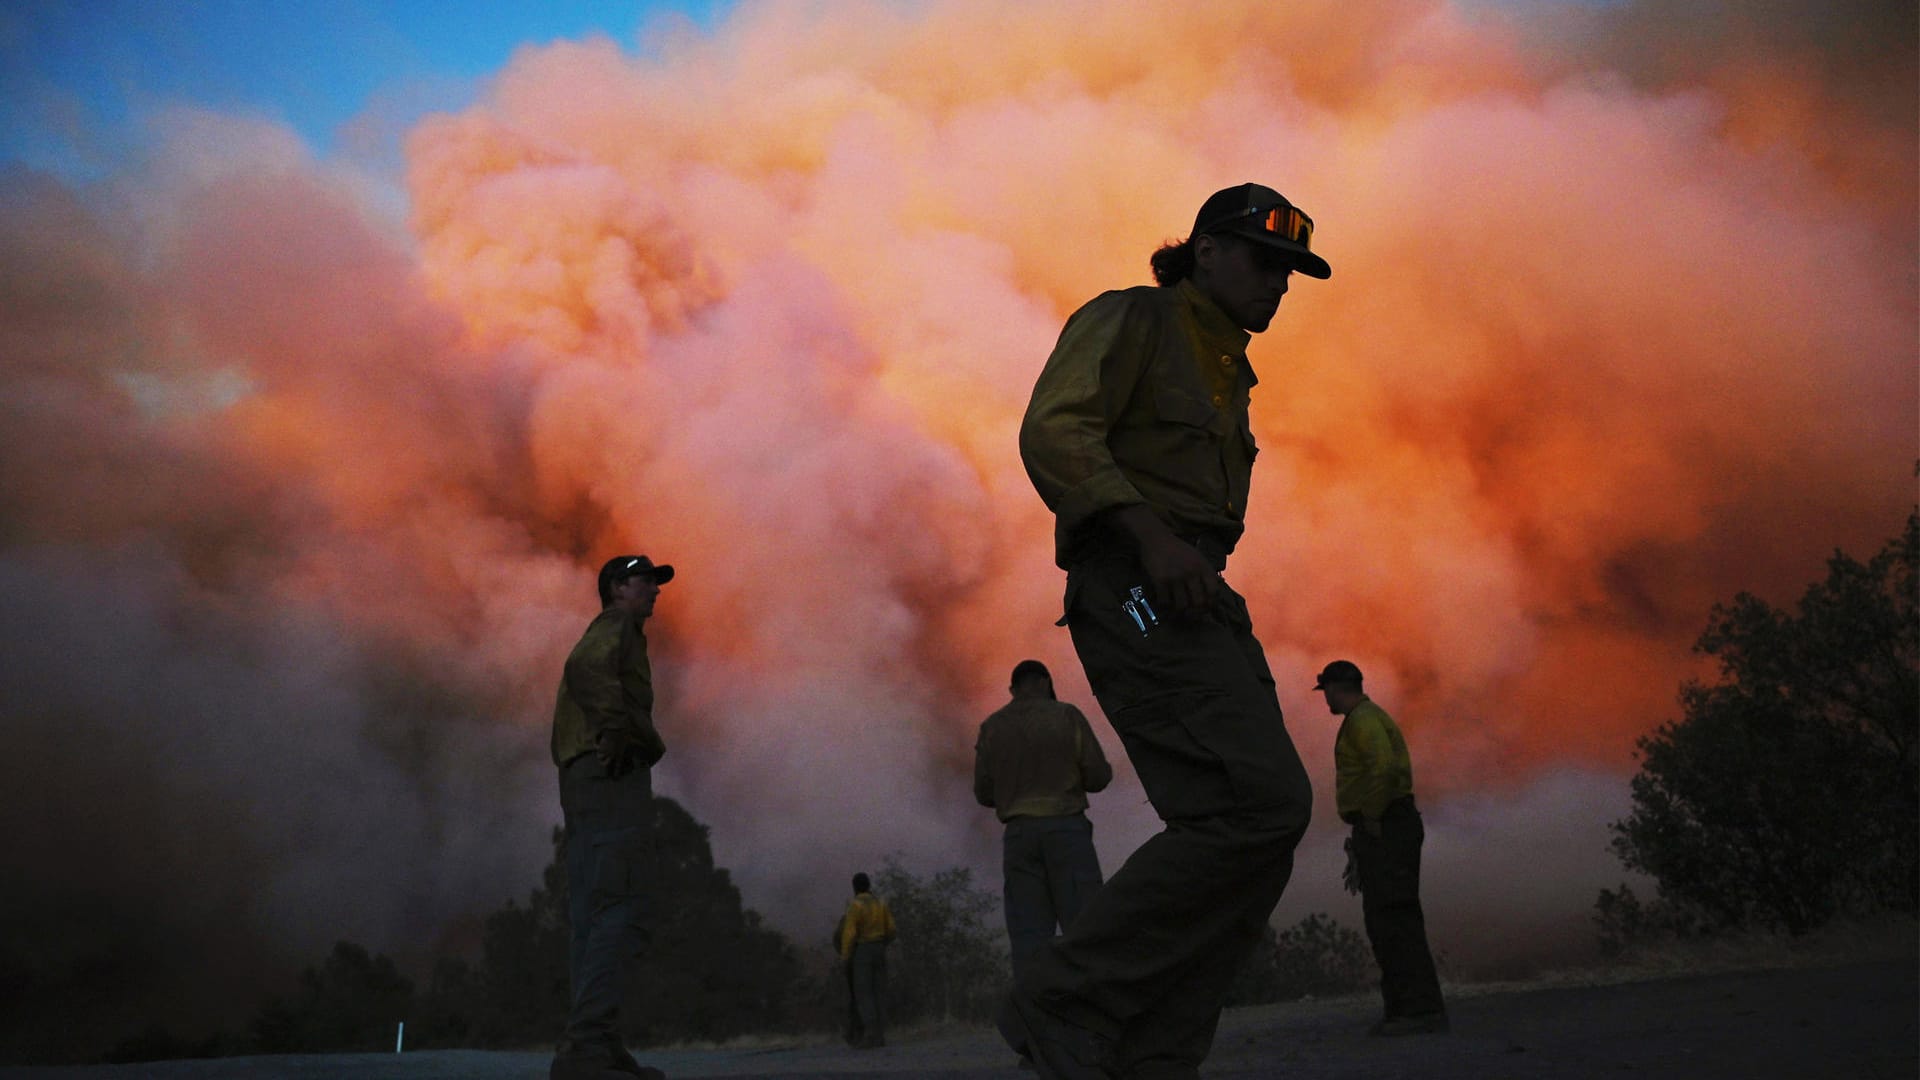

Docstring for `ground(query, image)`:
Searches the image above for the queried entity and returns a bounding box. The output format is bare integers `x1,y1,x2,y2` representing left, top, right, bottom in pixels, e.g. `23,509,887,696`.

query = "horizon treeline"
89,799,1381,1066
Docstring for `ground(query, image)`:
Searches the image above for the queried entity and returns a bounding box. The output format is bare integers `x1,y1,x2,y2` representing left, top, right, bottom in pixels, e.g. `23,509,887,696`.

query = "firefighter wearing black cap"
1314,659,1447,1036
1005,184,1327,1080
550,555,674,1080
974,660,1114,982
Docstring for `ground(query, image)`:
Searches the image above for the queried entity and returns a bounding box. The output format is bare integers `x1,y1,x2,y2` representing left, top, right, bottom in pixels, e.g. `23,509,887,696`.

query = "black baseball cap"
597,554,674,605
1192,183,1331,280
1312,659,1364,690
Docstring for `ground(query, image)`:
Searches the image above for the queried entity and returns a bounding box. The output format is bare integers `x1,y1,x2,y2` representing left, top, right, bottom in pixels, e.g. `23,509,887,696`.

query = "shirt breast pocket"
1149,385,1229,500
1152,385,1223,436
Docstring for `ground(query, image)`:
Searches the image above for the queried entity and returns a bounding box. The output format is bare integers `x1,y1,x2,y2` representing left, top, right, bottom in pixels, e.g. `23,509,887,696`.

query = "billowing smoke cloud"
1,0,1912,1056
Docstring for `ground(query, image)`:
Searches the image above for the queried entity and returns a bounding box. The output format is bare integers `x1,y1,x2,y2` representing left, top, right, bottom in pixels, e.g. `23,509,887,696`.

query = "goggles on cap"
1204,204,1314,249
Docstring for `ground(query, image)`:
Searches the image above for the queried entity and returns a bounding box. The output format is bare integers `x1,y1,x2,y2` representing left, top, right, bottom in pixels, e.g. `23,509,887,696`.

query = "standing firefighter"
1315,660,1447,1035
550,555,673,1080
1008,183,1328,1080
974,659,1114,982
837,872,897,1048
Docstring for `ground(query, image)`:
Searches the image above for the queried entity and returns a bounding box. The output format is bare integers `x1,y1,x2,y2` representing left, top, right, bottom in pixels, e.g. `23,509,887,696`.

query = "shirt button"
1211,393,1224,407
1227,500,1238,512
1219,355,1234,367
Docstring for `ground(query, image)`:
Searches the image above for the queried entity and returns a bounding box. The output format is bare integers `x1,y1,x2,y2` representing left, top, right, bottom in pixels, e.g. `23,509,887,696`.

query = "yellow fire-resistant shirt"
1334,698,1414,823
1020,278,1260,568
837,892,896,960
550,606,663,767
974,698,1114,822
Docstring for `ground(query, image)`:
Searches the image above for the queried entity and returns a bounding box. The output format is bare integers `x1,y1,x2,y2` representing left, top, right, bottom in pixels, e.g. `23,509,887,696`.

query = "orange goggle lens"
1259,206,1313,247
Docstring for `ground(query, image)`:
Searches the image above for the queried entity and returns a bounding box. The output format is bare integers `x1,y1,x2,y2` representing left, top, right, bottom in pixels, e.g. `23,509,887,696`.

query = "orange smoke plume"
400,0,1914,782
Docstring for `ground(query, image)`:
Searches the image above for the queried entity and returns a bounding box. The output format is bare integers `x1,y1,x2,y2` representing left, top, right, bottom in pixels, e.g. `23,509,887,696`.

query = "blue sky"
0,0,728,179
0,0,1633,183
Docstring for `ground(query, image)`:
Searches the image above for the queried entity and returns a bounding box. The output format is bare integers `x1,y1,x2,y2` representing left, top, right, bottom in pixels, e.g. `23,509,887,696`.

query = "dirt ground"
4,958,1912,1080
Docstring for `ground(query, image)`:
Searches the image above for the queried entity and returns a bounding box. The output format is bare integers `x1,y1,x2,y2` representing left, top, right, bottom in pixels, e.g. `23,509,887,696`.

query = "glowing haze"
1,0,1912,1050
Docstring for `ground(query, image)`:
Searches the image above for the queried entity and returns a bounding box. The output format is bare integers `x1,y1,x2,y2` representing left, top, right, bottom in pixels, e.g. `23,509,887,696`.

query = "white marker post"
395,1021,405,1053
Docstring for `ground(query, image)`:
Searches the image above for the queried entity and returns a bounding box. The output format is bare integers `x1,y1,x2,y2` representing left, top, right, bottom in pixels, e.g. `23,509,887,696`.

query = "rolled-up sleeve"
1020,291,1152,544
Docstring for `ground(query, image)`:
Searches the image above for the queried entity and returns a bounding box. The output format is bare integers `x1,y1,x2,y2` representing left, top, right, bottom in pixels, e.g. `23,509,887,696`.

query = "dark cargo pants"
1024,549,1313,1078
1003,812,1105,982
849,940,888,1045
558,753,654,1060
1353,797,1444,1019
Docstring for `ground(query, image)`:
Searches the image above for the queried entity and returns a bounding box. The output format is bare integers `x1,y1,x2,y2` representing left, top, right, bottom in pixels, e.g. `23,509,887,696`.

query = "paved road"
4,959,1912,1079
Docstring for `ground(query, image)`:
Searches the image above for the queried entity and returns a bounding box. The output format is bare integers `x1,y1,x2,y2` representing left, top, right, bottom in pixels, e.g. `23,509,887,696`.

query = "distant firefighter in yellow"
837,872,897,1049
1315,659,1447,1036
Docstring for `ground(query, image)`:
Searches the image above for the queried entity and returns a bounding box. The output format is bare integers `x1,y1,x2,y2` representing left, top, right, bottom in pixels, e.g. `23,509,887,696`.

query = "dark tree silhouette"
1607,511,1918,934
870,856,1005,1023
247,941,414,1053
620,798,806,1044
249,796,809,1054
452,828,573,1046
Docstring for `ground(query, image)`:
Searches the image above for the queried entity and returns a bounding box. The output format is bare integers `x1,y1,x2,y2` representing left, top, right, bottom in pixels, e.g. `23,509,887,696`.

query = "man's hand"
1110,505,1220,617
596,727,638,777
635,725,666,768
1341,837,1360,895
597,725,665,776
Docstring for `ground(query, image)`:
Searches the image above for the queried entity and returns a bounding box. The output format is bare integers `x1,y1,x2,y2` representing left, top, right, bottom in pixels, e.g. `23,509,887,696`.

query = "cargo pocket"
1055,572,1086,627
587,827,647,914
1209,584,1281,697
1212,585,1253,632
1108,692,1241,822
